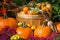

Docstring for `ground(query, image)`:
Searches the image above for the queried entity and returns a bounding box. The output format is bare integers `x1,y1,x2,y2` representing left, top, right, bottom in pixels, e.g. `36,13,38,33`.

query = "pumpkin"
34,26,51,38
16,22,33,39
0,8,18,31
0,18,18,31
55,22,60,32
23,6,29,13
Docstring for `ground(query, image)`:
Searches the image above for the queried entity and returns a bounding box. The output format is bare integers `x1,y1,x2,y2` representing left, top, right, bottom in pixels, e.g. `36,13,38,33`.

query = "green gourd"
10,34,24,40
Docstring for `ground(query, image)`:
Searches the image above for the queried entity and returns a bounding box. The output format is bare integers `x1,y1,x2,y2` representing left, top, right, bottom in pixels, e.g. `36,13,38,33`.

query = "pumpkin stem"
3,13,7,18
42,21,47,27
1,8,7,18
42,23,45,27
22,22,26,28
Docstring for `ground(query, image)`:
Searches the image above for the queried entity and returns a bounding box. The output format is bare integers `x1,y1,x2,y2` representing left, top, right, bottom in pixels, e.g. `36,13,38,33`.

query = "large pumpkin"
0,17,18,31
55,22,60,32
34,26,51,38
16,27,33,39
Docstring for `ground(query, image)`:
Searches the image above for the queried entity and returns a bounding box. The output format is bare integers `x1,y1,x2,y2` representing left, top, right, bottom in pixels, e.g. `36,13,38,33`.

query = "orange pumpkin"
55,22,60,32
0,17,18,31
23,6,29,13
34,26,51,38
16,27,33,39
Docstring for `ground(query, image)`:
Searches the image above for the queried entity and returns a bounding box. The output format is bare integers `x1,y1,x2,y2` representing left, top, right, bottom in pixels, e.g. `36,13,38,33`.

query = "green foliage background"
14,0,60,22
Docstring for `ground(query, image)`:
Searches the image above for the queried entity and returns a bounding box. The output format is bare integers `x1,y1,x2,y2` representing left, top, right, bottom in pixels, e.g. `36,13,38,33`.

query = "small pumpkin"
0,17,18,31
55,22,60,33
23,6,29,13
16,22,33,39
34,26,51,38
16,27,33,39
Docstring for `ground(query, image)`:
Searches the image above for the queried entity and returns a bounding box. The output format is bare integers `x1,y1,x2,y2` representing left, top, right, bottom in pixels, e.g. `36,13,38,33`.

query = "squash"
11,34,24,40
34,26,51,38
23,6,29,13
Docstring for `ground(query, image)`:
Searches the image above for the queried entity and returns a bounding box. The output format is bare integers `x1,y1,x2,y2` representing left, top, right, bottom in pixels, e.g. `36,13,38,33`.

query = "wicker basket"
16,13,46,26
